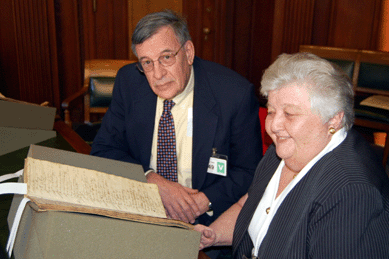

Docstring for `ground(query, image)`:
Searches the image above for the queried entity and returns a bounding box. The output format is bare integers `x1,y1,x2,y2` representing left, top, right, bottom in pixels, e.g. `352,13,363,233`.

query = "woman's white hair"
260,52,354,131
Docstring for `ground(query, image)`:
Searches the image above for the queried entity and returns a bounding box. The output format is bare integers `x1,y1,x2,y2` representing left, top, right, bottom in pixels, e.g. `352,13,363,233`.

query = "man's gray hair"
260,52,355,131
131,9,191,57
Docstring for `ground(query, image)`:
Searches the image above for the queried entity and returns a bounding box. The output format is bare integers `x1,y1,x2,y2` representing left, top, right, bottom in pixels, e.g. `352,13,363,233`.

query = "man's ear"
329,111,344,130
184,40,195,65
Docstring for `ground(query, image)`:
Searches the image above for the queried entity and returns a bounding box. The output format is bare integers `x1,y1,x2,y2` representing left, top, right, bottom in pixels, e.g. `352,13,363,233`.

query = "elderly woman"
195,52,389,258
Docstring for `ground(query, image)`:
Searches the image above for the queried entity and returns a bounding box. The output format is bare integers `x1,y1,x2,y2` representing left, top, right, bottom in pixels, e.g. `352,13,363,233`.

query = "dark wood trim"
198,251,211,259
53,120,91,155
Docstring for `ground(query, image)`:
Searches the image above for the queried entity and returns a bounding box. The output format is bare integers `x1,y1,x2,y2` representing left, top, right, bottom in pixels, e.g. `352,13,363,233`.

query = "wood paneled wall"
184,0,383,102
55,0,83,106
183,0,230,66
380,0,389,52
271,0,315,60
0,0,384,121
82,0,129,60
0,0,83,112
0,0,61,107
82,0,182,61
128,0,182,60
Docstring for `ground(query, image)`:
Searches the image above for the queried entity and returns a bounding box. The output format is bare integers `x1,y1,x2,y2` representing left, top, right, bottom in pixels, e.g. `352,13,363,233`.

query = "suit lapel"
192,59,218,189
233,147,280,257
131,79,157,167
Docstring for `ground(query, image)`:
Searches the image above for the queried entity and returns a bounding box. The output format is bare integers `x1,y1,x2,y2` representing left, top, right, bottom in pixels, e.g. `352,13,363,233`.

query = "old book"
23,157,193,230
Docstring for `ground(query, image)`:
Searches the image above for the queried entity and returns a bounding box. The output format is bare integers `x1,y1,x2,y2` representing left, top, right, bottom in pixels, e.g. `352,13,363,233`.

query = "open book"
23,157,193,230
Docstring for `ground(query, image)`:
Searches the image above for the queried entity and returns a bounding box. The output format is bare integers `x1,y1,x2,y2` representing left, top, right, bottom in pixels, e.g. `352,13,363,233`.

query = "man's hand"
146,172,203,223
190,191,211,216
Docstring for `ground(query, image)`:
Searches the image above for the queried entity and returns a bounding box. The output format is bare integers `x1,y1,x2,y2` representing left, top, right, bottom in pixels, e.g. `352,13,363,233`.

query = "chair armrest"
62,86,89,109
61,86,89,127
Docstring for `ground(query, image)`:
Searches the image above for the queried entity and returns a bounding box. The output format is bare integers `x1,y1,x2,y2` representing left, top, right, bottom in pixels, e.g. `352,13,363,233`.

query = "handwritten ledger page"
24,157,166,219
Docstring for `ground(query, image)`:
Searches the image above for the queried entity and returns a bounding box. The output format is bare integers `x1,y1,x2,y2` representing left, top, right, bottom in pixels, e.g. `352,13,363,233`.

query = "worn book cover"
23,157,193,230
7,145,200,259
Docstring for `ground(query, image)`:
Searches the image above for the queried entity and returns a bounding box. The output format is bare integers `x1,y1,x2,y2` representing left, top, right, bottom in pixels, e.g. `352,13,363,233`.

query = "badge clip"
207,148,228,176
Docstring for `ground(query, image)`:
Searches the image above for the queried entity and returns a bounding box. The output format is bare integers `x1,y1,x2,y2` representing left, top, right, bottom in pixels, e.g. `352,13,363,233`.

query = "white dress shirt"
149,67,195,188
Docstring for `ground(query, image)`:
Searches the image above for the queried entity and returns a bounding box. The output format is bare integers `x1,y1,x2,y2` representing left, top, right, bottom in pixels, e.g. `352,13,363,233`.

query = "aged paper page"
24,157,166,218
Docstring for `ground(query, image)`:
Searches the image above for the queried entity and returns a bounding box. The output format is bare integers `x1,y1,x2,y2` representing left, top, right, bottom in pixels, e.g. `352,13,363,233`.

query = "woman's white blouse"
248,128,347,257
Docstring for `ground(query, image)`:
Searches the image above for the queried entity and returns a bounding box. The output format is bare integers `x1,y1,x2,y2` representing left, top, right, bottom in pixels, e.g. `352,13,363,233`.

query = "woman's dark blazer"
233,128,389,259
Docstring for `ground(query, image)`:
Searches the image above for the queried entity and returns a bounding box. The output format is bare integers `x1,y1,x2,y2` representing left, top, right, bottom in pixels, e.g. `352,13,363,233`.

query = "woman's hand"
194,194,248,249
194,224,217,250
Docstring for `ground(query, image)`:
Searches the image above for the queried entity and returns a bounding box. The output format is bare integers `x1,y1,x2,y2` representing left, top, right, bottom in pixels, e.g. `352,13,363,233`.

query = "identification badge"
207,148,227,176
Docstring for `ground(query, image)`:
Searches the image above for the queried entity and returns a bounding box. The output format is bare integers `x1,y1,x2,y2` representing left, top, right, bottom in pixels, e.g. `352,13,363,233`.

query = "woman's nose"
269,113,284,133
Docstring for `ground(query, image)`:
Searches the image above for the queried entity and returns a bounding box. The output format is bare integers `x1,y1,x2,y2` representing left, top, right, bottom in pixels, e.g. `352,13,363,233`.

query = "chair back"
299,45,359,84
356,50,389,95
84,59,136,123
83,59,136,123
62,59,136,127
259,106,273,155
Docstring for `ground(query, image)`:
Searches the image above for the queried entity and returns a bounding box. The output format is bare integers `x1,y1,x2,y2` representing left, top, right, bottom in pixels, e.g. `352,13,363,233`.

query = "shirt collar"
171,66,194,106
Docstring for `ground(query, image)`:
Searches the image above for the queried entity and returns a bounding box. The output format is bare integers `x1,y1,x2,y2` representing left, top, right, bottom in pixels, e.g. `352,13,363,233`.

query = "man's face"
135,26,195,100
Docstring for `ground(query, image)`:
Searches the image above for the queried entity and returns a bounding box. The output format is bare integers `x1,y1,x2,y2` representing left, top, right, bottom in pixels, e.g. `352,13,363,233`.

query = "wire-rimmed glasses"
136,43,186,73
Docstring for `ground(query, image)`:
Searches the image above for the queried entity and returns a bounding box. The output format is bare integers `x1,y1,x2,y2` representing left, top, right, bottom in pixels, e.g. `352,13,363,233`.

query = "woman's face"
265,83,334,171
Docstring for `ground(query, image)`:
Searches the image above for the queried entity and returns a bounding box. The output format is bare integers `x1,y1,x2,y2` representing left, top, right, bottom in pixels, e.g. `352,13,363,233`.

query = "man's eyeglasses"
136,43,186,73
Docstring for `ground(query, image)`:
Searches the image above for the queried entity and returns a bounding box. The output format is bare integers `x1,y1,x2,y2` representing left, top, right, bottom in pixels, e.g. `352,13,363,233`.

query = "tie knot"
163,100,175,111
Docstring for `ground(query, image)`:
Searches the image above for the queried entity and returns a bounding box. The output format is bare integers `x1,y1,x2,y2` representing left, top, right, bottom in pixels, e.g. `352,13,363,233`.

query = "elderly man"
91,10,262,227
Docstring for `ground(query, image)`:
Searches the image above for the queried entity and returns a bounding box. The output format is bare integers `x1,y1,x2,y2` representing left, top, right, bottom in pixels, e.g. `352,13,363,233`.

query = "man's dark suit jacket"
91,57,263,224
233,129,389,259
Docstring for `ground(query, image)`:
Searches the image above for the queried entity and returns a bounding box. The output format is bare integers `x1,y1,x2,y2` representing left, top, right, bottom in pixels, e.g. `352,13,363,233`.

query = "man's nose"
152,61,167,79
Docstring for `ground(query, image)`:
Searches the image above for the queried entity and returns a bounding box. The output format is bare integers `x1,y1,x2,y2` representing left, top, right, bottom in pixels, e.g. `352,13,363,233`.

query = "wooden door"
183,0,230,65
183,0,275,100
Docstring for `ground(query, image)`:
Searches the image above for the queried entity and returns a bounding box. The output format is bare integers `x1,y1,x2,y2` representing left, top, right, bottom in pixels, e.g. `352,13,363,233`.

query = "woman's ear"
329,111,344,130
184,40,195,66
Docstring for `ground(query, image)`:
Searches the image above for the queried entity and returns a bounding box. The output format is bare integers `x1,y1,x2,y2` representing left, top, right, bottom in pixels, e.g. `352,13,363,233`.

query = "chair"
62,59,136,128
259,106,273,155
299,45,389,167
299,45,359,82
354,50,389,167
